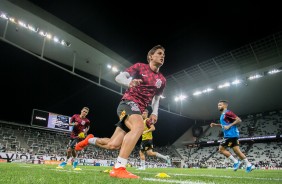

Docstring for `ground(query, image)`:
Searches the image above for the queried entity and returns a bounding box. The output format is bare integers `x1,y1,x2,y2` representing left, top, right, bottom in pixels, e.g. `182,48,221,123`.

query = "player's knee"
108,143,120,150
67,148,72,154
132,121,145,133
218,148,224,154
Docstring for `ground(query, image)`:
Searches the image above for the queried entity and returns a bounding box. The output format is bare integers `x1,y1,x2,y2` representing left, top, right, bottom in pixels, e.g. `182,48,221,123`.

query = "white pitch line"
143,178,215,184
136,171,282,181
173,173,282,181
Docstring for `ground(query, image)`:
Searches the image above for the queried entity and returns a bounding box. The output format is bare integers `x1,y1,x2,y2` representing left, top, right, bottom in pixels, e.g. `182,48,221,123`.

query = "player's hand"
129,79,143,88
223,125,231,130
149,114,157,124
210,122,216,127
74,122,78,126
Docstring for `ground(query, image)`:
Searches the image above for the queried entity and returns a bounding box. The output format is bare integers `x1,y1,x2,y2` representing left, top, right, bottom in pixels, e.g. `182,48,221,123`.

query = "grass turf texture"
0,163,281,184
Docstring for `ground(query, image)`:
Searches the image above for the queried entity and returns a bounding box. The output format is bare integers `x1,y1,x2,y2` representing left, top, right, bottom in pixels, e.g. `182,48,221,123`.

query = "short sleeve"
125,63,141,77
225,111,237,121
70,115,76,123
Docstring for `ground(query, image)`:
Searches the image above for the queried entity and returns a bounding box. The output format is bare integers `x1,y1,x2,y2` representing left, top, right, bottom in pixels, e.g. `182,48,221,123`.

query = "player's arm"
115,72,132,87
224,116,242,130
69,122,76,126
143,124,155,134
210,122,222,128
69,117,76,126
150,95,161,124
223,111,242,130
84,125,90,133
115,72,142,88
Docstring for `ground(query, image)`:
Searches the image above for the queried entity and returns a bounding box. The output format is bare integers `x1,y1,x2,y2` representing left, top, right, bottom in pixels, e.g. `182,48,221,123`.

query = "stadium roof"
162,33,282,120
0,0,131,89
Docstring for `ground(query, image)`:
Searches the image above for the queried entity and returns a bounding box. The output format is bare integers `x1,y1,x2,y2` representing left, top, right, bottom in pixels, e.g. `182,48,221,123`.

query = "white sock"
228,155,238,163
141,160,145,168
88,137,98,145
242,158,252,167
156,152,167,160
114,156,128,168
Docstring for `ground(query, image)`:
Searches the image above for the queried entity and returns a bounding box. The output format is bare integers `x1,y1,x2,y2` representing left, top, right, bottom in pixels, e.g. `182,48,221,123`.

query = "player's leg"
219,140,240,171
145,141,171,166
74,134,94,151
117,114,144,161
95,127,126,149
71,148,76,158
110,113,144,179
58,140,74,168
75,127,125,151
147,150,171,165
232,145,253,173
69,139,80,169
71,149,80,169
136,150,146,170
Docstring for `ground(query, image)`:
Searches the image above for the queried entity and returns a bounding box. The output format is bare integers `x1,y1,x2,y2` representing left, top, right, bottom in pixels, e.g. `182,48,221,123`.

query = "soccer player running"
57,107,90,169
210,100,254,173
75,45,166,178
137,109,171,170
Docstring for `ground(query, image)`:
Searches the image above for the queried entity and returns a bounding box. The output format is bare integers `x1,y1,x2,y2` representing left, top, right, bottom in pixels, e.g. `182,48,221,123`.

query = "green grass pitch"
0,163,281,184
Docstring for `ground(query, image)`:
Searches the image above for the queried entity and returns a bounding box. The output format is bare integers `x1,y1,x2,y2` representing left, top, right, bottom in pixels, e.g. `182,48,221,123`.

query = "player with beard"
210,100,254,173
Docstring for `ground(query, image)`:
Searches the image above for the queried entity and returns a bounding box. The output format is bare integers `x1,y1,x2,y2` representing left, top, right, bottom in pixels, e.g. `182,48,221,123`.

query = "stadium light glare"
0,12,8,19
112,67,119,72
268,69,281,75
175,95,187,101
218,82,230,89
231,79,241,85
202,88,213,93
193,91,202,96
0,10,71,47
193,88,213,96
248,74,262,80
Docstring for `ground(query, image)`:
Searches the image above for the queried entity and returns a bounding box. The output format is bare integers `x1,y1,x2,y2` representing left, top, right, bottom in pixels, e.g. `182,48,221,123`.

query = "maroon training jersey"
122,63,166,112
70,114,90,139
224,110,237,123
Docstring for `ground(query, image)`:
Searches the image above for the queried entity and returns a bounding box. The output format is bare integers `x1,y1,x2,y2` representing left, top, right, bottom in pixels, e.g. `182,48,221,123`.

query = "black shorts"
140,139,154,152
68,138,79,149
115,100,142,133
220,137,239,148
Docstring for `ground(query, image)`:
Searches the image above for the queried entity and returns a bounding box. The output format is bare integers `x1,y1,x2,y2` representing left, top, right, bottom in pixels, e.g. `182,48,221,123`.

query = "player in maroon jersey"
75,45,166,178
57,107,90,169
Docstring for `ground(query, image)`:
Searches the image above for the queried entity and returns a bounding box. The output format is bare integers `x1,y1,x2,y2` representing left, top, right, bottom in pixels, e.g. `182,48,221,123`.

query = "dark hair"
219,100,229,104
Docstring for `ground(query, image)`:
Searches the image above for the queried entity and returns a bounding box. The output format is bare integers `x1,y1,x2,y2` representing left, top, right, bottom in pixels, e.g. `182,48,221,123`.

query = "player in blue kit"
210,100,254,173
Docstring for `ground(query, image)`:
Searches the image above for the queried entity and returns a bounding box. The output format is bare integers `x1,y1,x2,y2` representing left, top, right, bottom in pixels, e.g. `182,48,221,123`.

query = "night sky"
1,1,281,145
27,0,282,76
